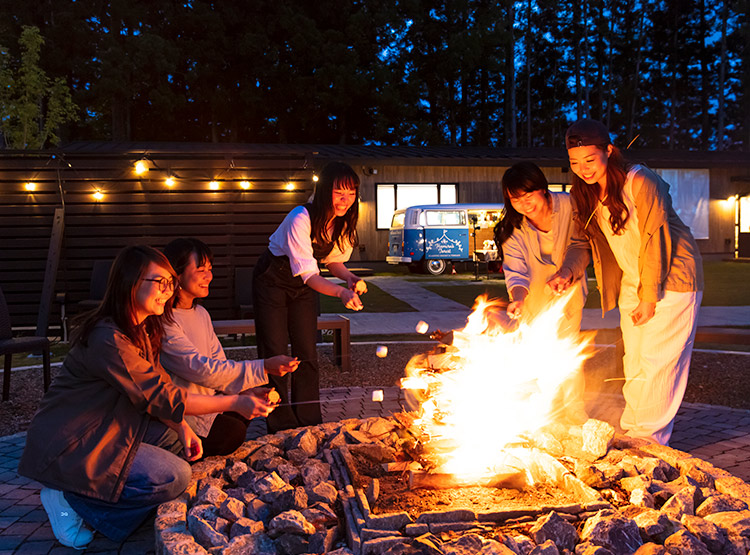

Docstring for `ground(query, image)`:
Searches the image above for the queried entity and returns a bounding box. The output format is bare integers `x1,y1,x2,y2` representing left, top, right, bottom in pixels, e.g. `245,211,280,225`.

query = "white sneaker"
40,487,94,550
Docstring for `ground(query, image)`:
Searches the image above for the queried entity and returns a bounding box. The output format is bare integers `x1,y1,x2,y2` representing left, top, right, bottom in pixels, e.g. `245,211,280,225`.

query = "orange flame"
401,293,591,483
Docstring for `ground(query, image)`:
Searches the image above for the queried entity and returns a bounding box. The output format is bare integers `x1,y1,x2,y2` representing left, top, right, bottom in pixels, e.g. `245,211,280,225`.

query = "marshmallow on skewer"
415,320,429,334
376,345,388,358
372,389,384,402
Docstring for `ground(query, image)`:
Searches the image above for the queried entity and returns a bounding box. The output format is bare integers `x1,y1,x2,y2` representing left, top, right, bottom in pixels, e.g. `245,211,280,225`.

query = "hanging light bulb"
24,182,36,191
93,190,104,200
312,174,319,182
209,181,220,190
240,180,251,190
285,182,295,191
165,176,176,187
134,159,148,175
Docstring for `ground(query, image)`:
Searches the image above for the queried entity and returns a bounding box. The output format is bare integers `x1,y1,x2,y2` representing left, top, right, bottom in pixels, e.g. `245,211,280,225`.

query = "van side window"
425,210,465,226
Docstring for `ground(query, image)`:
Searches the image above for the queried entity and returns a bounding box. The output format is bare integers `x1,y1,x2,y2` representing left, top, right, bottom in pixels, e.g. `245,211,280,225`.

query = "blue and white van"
386,203,504,275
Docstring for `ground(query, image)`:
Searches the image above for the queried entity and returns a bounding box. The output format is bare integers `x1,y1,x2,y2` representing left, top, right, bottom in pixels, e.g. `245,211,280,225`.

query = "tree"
0,26,77,148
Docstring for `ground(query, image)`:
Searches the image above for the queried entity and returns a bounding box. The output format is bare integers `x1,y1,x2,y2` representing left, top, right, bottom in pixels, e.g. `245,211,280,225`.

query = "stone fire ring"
154,416,750,555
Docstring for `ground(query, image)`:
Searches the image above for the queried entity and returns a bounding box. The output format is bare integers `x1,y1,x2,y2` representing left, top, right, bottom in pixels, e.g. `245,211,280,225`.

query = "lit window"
376,183,458,229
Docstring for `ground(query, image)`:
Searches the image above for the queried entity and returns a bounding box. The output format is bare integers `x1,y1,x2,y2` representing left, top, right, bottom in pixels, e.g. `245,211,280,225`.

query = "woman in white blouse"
252,162,367,432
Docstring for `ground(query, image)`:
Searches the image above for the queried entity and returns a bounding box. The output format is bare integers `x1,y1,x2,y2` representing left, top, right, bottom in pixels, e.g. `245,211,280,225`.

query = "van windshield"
391,212,406,228
425,210,465,226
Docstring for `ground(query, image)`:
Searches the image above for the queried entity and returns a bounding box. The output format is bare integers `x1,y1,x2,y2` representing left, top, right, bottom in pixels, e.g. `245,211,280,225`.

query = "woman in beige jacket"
548,119,703,445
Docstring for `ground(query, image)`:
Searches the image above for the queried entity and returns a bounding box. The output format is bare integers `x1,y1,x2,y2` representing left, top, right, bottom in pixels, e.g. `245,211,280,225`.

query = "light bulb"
134,160,148,175
285,182,295,191
312,174,319,182
24,182,36,191
93,190,104,200
240,180,251,190
209,181,220,190
165,176,176,187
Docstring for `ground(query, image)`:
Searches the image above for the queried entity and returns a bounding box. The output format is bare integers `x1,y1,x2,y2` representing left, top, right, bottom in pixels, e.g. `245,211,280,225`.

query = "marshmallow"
416,320,429,334
376,345,388,358
372,390,384,402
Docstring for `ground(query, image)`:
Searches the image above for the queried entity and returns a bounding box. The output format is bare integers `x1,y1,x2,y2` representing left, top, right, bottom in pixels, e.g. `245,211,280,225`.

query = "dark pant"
201,412,249,457
252,250,321,432
65,420,191,542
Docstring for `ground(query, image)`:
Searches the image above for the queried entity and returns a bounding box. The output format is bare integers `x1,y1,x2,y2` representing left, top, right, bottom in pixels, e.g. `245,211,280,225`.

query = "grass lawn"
702,261,750,305
319,280,415,313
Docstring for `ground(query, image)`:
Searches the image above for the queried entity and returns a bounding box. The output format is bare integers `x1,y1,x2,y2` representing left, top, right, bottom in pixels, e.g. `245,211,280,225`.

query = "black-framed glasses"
142,277,176,294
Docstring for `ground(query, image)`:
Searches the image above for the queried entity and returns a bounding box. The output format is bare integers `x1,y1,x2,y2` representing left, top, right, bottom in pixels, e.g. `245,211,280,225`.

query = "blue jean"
65,420,191,542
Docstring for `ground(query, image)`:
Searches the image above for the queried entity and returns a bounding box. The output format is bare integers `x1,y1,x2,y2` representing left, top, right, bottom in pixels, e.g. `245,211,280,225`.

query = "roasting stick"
276,389,384,408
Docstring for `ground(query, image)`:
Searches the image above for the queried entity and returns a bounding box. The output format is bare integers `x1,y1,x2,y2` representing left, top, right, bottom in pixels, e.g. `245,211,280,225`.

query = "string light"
209,181,220,190
93,190,104,200
312,174,319,182
240,180,251,190
165,176,176,187
134,159,148,175
24,182,36,191
285,182,295,191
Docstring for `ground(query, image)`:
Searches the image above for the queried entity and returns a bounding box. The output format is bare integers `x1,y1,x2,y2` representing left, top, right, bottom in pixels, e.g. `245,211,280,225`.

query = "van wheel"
424,259,447,276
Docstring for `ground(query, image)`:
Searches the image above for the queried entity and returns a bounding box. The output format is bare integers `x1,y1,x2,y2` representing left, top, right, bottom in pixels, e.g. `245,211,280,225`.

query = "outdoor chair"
0,284,51,401
77,259,112,311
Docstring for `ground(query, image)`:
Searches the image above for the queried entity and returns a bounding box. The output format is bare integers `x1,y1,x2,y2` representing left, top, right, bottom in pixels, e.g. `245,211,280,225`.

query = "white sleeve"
276,207,320,283
322,240,353,265
502,232,531,296
160,313,268,394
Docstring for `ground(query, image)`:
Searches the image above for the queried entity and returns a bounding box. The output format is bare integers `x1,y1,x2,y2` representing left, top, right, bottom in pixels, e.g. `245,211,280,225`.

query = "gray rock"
575,463,612,489
223,532,276,555
245,498,272,525
328,548,356,555
696,495,749,517
511,535,536,554
529,539,560,555
630,488,655,509
580,509,643,555
187,514,229,549
362,536,413,555
680,514,727,553
307,480,338,505
675,459,715,489
442,533,484,555
196,484,228,507
346,429,375,444
703,510,750,537
301,458,332,487
620,475,652,494
229,517,264,538
349,441,398,464
272,486,308,514
248,443,282,468
224,487,256,505
581,419,615,460
225,461,249,484
218,497,245,523
276,532,310,555
412,533,444,555
530,512,579,551
631,544,667,555
366,478,380,508
660,486,698,520
416,509,476,524
277,462,302,485
366,511,414,530
574,543,615,554
479,538,518,554
359,417,397,438
633,509,672,543
301,505,339,529
663,529,711,554
268,510,316,537
188,503,220,523
634,457,677,482
289,429,321,457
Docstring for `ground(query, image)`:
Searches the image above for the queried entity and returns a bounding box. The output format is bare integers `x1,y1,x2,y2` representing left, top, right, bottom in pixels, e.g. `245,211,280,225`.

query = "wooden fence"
0,147,315,332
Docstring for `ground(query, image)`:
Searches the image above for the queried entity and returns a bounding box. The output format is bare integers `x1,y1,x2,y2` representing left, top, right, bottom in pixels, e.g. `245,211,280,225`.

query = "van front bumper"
386,256,412,264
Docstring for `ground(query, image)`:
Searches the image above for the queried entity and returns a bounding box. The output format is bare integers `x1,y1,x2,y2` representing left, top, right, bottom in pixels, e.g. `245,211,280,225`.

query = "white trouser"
618,289,702,445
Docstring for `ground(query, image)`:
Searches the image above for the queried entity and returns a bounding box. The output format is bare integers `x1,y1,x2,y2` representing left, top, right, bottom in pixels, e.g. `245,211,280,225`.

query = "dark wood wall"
0,150,314,331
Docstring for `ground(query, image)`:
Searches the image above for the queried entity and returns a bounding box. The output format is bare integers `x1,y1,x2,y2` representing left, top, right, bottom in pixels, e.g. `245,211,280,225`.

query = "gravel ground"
0,343,747,437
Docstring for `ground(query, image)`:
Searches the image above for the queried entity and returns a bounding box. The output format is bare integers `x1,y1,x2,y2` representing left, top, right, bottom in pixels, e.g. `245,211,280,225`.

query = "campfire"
155,295,750,555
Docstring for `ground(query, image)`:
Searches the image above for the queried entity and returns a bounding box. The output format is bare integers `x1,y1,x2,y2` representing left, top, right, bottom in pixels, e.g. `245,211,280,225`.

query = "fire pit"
155,297,750,554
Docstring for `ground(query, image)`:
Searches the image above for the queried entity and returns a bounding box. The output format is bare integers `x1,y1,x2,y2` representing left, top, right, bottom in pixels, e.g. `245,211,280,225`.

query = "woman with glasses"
253,161,366,432
19,246,277,548
160,238,299,456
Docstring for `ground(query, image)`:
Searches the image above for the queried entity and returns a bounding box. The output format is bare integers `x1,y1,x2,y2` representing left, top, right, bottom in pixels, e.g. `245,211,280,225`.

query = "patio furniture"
0,284,51,401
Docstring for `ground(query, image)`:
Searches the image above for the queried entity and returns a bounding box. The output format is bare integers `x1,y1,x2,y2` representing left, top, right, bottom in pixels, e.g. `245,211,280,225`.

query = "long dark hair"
72,245,177,357
163,237,213,307
494,161,550,247
569,144,630,239
308,162,359,251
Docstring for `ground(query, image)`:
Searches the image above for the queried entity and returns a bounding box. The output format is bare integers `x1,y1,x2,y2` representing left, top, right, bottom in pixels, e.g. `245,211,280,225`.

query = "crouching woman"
18,246,275,549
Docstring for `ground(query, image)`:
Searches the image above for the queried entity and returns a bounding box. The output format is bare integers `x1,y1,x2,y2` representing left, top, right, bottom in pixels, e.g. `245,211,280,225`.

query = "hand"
176,421,203,462
245,386,281,406
429,329,454,345
339,288,363,311
236,390,277,419
629,301,656,326
349,278,367,295
546,268,574,295
507,300,524,319
264,355,299,376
